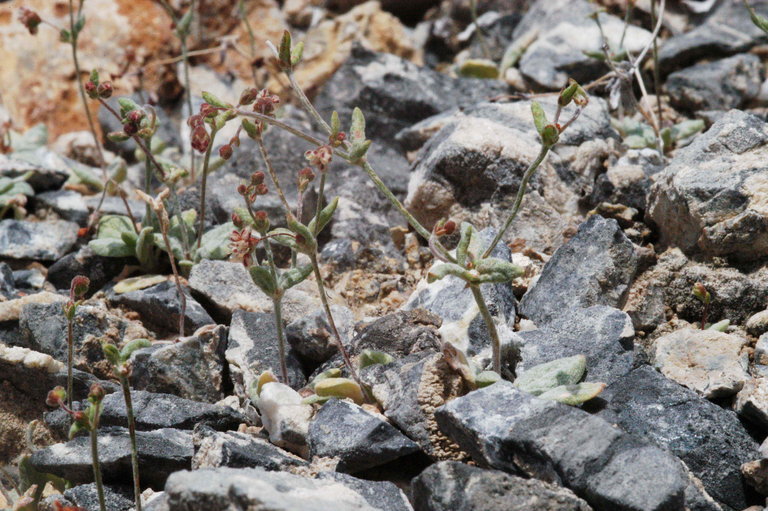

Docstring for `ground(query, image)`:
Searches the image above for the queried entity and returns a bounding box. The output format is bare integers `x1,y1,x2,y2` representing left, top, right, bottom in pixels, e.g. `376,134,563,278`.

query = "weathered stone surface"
108,281,214,337
647,109,768,260
0,154,68,192
597,365,761,510
227,311,305,396
286,305,355,367
309,398,420,473
756,333,768,366
520,215,637,326
653,328,749,399
514,0,651,89
666,54,763,112
317,472,414,511
257,382,314,457
46,390,245,436
0,263,15,299
47,245,129,297
130,326,228,402
362,352,468,459
735,378,768,431
163,467,388,511
517,306,635,385
30,426,193,488
192,425,308,471
48,484,134,511
741,459,768,496
352,309,442,357
19,302,151,377
36,190,90,225
411,461,592,511
747,310,768,337
0,219,78,261
590,148,665,212
435,382,688,511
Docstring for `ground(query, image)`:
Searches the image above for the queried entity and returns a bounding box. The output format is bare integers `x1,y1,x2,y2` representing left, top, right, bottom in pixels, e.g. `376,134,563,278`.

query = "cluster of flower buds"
18,7,41,35
692,282,711,305
297,167,315,194
305,145,333,173
229,227,259,266
46,382,105,435
329,130,346,148
188,112,211,154
219,133,241,161
237,171,268,204
84,70,113,100
63,275,90,321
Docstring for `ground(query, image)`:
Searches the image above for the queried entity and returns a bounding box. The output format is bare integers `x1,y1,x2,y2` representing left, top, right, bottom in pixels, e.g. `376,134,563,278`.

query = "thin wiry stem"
286,71,332,135
89,402,106,511
196,127,218,249
160,218,186,338
66,319,74,411
120,378,142,511
256,134,291,212
470,284,502,374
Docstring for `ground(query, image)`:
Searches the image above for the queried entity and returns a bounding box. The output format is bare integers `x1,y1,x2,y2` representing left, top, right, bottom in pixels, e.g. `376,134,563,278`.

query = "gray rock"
286,305,354,367
435,382,688,511
597,365,761,510
741,459,768,497
403,229,515,358
48,484,134,511
735,378,768,430
47,245,129,297
658,0,768,74
130,326,228,402
13,268,45,291
520,215,637,326
30,426,193,488
192,425,308,471
0,219,78,261
514,0,651,89
308,398,420,473
411,460,591,511
653,328,749,399
464,13,520,62
84,195,145,220
227,310,305,395
317,472,414,511
35,189,89,225
0,153,68,191
19,302,151,377
144,492,169,511
362,352,468,459
0,262,15,298
163,466,395,510
517,306,635,385
590,148,665,212
756,333,768,365
257,381,314,457
747,309,768,337
646,109,768,260
667,54,763,112
352,309,442,357
107,281,214,337
46,390,246,435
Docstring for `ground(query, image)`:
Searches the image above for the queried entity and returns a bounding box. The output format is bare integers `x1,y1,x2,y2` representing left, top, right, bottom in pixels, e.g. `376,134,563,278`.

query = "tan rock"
0,291,66,322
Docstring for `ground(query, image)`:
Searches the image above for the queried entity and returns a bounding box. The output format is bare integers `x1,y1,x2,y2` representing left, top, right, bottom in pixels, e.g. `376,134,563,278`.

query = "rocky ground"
3,0,768,510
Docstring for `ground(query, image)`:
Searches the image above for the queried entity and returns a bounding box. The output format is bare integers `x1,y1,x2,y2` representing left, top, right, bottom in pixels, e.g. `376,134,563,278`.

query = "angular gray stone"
590,148,665,212
0,219,79,261
517,306,635,385
36,189,90,225
747,310,768,338
130,325,228,402
597,365,761,510
47,245,129,297
30,426,193,488
84,195,145,219
756,333,768,365
435,382,688,511
352,309,442,358
108,281,214,337
192,425,308,471
227,310,305,395
0,153,68,191
163,467,398,510
48,484,134,511
411,461,592,511
309,398,420,473
520,215,638,326
653,328,749,399
0,262,15,298
666,54,763,112
46,390,246,435
647,109,768,260
735,378,768,430
286,305,355,367
317,472,414,511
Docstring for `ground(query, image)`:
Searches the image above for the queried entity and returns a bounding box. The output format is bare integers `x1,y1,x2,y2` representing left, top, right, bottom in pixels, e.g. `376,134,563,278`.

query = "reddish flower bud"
72,410,87,425
88,383,106,401
191,125,211,153
253,210,269,232
435,220,457,237
126,109,144,124
232,211,244,228
254,183,268,196
84,81,98,99
239,87,259,106
46,386,67,407
70,275,90,301
187,114,203,129
297,166,315,193
237,184,249,196
18,7,41,35
253,90,280,115
96,82,113,99
219,144,233,160
199,103,217,118
123,122,139,136
250,172,265,186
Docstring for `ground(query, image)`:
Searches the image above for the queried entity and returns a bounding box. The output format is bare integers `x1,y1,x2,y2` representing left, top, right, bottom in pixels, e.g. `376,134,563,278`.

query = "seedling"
102,339,151,511
692,282,711,330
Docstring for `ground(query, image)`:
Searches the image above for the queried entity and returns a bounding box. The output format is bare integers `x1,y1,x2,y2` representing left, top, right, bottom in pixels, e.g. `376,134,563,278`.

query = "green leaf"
267,228,299,251
242,118,259,139
456,222,474,266
202,91,232,109
302,394,334,405
88,238,134,258
308,368,342,389
707,319,730,332
531,101,547,135
278,264,313,290
102,343,121,367
69,421,85,439
348,139,372,162
287,215,317,254
118,97,141,117
623,134,652,149
121,230,138,248
458,59,499,79
538,382,606,405
112,275,167,294
476,371,501,388
474,257,524,282
514,355,587,396
249,265,277,297
314,377,365,405
251,371,278,400
670,119,704,142
11,124,48,152
350,107,366,142
135,226,156,268
74,14,86,36
307,196,339,235
291,41,304,66
358,349,394,369
198,221,236,260
119,338,152,361
331,111,340,136
540,124,559,146
279,30,292,66
747,1,768,34
427,262,470,283
68,160,103,191
60,29,71,43
176,9,193,36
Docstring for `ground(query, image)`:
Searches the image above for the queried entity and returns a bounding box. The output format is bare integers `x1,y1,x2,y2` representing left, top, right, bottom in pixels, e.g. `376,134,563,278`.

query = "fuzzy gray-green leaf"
514,354,586,395
537,382,606,405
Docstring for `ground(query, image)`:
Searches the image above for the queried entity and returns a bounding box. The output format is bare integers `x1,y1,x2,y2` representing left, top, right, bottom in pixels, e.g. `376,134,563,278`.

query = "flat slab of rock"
435,382,688,511
411,461,591,511
647,109,768,260
735,377,768,430
517,306,635,385
653,328,749,399
597,365,760,510
309,398,420,473
30,426,193,488
164,467,406,511
46,245,129,297
36,189,90,225
48,484,134,511
192,425,308,471
0,219,78,261
519,215,637,326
